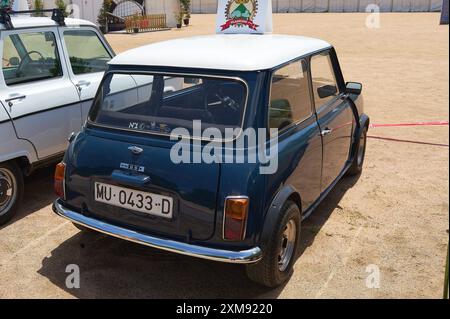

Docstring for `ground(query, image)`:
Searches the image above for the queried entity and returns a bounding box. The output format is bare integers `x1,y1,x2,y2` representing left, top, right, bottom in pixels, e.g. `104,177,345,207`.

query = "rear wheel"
347,126,368,176
0,162,24,225
246,200,301,288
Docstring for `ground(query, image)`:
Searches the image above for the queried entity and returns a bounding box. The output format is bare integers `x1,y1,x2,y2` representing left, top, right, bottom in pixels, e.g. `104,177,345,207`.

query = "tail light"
223,196,249,241
54,163,66,199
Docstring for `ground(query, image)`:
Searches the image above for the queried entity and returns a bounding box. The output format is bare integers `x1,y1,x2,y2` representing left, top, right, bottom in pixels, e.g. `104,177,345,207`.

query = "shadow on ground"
38,175,360,298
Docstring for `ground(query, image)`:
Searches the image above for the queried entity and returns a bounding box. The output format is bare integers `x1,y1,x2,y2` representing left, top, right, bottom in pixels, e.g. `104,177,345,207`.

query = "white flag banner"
216,0,273,34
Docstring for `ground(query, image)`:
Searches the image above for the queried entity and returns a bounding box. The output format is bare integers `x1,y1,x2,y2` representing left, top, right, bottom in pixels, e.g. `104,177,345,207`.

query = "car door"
58,26,114,121
266,59,323,211
310,50,354,191
0,27,81,160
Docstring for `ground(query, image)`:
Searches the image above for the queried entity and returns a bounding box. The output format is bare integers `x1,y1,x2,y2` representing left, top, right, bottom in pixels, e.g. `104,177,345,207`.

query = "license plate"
94,182,173,218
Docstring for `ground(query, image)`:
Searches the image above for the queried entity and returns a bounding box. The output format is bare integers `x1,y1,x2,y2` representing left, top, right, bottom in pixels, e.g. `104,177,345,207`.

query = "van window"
2,32,62,85
90,73,247,138
63,30,111,75
269,60,313,132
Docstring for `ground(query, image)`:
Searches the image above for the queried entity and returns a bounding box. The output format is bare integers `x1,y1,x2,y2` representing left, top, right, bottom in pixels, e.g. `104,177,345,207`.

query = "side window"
63,30,112,75
2,31,62,86
310,51,339,107
269,60,312,132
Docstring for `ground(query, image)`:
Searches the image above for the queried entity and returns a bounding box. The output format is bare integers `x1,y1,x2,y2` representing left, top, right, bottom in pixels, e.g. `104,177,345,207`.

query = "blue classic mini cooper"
53,34,369,287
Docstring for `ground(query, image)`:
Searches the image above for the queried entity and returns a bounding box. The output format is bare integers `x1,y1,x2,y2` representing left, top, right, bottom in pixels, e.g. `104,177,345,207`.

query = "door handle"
5,95,26,109
76,81,91,91
321,128,333,136
5,95,26,104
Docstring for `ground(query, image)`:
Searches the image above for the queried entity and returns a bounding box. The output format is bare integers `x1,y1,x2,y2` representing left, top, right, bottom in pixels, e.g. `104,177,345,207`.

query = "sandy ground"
0,13,448,299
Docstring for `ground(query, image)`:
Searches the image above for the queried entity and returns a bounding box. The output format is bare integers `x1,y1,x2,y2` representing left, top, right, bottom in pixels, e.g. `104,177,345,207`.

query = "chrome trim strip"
53,201,262,264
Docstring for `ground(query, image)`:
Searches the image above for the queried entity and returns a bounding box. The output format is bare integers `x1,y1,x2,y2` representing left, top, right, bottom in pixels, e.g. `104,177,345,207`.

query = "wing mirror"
345,82,363,95
317,85,338,99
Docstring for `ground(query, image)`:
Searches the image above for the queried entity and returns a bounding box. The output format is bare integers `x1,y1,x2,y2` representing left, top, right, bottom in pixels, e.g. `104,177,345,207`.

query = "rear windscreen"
89,73,248,138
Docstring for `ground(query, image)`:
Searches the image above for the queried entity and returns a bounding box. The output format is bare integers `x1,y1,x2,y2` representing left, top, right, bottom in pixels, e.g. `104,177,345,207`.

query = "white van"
0,9,114,224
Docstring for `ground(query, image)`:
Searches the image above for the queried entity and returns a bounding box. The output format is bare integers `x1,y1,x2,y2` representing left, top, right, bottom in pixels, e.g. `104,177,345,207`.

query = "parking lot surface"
0,13,448,298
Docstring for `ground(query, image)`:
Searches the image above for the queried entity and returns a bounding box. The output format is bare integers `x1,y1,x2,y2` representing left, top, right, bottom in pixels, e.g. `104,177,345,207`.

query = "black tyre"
347,126,368,176
246,200,301,288
0,161,24,226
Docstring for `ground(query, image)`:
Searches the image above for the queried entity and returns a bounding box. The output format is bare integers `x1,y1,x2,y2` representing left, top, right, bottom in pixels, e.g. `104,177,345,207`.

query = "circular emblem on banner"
221,0,259,31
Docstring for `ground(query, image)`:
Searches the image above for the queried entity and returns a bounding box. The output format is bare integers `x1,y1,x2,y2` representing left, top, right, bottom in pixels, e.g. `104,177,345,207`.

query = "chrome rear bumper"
53,201,262,264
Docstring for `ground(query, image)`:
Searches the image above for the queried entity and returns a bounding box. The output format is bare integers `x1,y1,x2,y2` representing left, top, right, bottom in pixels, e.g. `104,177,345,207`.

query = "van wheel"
246,200,301,288
0,162,24,225
347,126,368,176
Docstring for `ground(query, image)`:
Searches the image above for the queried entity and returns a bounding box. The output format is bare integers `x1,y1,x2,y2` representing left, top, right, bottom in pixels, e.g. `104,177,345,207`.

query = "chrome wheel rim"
357,132,366,167
278,219,297,272
0,168,17,216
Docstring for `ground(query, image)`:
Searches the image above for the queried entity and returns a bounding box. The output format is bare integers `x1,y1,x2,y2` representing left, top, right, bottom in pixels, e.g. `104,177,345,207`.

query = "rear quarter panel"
214,160,266,249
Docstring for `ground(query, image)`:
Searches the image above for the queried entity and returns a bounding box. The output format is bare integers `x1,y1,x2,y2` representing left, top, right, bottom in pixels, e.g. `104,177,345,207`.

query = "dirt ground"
0,13,448,299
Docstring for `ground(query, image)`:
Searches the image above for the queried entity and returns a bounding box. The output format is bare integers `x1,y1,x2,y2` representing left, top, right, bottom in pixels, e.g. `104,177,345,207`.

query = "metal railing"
124,14,167,33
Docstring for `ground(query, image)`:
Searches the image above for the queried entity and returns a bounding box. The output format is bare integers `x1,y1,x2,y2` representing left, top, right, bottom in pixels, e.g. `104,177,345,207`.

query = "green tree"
33,0,44,17
180,0,191,18
97,0,113,32
55,0,68,17
0,0,11,9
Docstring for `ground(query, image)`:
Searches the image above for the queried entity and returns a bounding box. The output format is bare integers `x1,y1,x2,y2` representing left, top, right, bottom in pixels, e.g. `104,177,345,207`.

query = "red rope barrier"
367,121,449,147
370,121,449,128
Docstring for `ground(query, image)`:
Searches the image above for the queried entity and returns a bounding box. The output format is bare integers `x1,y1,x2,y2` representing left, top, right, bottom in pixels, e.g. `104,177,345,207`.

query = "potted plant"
180,0,191,26
175,11,183,29
32,0,44,17
183,12,191,26
55,0,68,17
132,14,140,33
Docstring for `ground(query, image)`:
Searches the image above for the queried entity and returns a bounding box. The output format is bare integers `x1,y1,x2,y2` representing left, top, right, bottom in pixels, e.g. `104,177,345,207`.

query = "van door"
58,27,114,121
0,27,81,160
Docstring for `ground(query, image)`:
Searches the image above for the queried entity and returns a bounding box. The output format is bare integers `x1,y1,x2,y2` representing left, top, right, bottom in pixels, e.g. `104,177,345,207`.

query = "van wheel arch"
14,157,32,176
259,186,303,250
0,161,24,225
247,199,301,287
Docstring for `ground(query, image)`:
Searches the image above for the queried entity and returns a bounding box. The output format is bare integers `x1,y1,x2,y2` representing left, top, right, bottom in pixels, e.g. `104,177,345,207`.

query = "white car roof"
0,15,97,30
109,34,332,71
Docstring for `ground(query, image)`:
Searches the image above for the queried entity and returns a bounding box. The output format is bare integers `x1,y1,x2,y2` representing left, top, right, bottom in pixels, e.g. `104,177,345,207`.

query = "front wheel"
0,162,24,225
246,201,301,288
347,126,368,176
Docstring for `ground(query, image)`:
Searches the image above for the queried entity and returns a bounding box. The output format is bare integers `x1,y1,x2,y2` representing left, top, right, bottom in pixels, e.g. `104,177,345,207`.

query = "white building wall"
431,0,444,11
144,0,180,27
329,0,345,12
359,0,393,12
343,0,359,12
192,0,443,13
